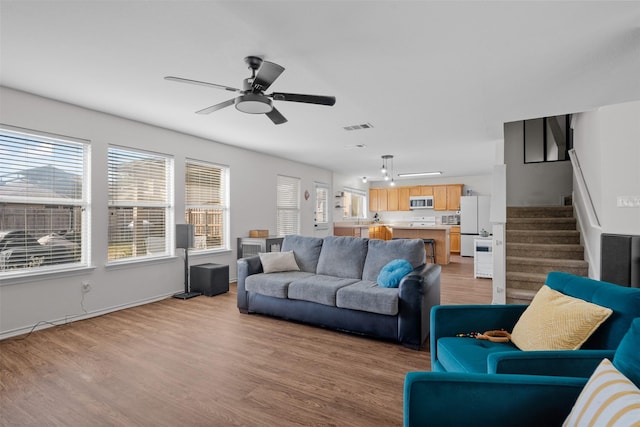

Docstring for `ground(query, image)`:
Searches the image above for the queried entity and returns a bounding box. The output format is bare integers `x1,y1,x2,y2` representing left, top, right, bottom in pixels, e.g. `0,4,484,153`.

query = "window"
314,182,329,230
276,175,300,236
108,146,173,262
342,188,367,219
185,160,229,251
0,125,89,275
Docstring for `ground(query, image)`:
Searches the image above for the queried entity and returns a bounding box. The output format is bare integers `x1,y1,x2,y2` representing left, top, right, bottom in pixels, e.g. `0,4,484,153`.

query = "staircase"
506,206,588,304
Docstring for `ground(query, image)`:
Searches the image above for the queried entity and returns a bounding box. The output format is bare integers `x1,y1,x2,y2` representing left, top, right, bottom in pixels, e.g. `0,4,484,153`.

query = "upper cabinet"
433,186,447,210
446,184,463,211
370,184,463,212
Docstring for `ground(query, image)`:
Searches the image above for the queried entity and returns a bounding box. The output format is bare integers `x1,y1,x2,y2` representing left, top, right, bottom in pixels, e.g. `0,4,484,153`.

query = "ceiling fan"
165,56,336,125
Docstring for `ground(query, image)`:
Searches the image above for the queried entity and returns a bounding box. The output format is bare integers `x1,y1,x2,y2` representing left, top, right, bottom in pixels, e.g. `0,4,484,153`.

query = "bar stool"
423,239,436,264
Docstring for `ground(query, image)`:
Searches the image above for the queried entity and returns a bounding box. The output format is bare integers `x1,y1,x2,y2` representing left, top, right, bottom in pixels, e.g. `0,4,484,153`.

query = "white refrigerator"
460,196,491,257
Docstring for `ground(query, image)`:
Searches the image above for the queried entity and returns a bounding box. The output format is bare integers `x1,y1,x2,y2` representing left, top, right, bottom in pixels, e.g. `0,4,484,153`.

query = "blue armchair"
431,272,640,374
404,318,640,427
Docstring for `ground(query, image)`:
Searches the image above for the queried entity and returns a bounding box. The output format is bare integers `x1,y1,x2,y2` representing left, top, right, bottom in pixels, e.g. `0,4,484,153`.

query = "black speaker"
176,224,195,249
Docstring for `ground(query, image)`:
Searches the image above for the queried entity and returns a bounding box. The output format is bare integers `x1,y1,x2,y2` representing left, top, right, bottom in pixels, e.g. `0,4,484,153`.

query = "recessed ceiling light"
397,171,443,177
343,144,367,149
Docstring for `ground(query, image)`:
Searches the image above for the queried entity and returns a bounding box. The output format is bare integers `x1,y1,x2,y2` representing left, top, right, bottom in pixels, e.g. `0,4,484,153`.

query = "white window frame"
276,175,300,236
184,159,230,252
342,187,367,220
0,124,90,277
314,182,329,230
107,145,174,264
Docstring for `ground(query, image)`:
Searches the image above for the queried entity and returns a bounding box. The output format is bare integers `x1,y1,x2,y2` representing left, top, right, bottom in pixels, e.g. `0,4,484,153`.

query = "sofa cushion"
437,337,519,373
510,285,613,351
281,235,324,273
362,238,426,282
288,275,359,306
613,317,640,387
336,280,399,315
258,251,300,273
563,358,640,427
316,236,368,279
245,271,314,298
545,272,640,349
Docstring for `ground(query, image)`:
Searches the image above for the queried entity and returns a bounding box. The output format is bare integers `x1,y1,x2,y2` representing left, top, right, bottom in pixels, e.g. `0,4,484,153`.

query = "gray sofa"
237,235,441,349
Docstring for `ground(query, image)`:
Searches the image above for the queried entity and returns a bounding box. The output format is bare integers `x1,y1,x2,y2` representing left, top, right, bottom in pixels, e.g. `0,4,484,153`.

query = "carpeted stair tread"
506,288,538,304
507,217,577,230
506,243,585,259
507,256,588,267
507,206,574,218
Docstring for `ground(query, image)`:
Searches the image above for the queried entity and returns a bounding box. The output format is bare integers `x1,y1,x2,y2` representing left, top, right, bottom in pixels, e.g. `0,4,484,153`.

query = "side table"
190,263,229,296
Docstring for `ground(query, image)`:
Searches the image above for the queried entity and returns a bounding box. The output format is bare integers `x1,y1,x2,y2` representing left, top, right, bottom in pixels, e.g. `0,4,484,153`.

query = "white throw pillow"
259,251,300,274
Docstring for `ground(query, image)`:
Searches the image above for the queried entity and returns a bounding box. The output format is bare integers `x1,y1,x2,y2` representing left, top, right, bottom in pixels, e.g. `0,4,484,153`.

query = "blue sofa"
237,235,441,349
404,317,640,427
431,272,640,374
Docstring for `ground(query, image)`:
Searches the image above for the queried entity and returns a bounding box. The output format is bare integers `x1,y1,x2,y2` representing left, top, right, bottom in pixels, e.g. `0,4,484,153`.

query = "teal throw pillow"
613,317,640,387
377,259,413,288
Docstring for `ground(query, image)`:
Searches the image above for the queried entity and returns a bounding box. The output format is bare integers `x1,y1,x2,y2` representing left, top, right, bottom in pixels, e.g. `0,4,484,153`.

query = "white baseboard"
0,292,175,340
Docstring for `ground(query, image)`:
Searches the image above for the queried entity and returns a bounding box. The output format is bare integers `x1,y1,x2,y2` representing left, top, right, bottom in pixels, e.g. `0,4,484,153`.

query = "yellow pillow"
511,285,613,351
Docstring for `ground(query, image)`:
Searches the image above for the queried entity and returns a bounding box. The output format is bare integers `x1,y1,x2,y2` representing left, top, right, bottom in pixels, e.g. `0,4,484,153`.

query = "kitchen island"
391,226,450,265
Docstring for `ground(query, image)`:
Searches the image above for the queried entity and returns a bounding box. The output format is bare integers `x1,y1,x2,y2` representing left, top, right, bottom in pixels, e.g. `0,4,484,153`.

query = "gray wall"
504,120,573,206
0,87,332,338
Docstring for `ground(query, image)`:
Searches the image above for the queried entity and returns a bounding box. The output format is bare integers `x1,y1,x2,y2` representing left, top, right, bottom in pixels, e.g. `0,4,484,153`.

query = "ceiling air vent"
343,122,374,131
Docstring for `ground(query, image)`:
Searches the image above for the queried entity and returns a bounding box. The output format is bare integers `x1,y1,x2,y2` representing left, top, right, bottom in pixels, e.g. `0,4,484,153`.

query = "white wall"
572,101,640,233
0,87,332,338
504,120,573,206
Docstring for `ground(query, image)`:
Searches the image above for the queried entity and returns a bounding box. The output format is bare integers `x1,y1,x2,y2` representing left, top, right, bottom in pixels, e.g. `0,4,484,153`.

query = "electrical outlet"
81,281,91,293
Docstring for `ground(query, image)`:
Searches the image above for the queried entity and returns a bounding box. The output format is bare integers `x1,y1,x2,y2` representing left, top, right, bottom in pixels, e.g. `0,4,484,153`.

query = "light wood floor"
0,256,491,427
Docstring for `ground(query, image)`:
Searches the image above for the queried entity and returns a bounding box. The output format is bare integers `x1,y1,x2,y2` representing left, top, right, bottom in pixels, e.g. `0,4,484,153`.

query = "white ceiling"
2,1,639,181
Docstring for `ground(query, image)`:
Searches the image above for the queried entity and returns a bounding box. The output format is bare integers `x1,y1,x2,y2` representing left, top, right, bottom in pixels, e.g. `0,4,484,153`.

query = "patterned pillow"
563,359,640,427
511,285,613,351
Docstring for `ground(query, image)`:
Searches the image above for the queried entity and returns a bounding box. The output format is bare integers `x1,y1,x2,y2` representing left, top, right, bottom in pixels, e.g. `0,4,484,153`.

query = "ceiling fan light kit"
165,55,335,124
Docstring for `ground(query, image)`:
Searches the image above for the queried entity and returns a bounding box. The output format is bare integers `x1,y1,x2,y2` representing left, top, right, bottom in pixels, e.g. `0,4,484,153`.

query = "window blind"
185,160,229,250
277,175,300,236
108,146,173,261
0,126,89,274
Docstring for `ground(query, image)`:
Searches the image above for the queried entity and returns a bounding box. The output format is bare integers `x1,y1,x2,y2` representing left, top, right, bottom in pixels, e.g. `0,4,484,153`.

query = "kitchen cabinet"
369,188,388,212
434,186,448,210
420,186,434,196
398,187,411,211
369,225,392,240
387,187,399,211
450,226,460,254
372,184,462,212
447,184,463,210
409,186,422,196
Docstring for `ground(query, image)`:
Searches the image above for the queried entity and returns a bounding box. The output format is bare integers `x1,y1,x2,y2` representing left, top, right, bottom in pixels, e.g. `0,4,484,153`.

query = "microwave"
409,196,434,209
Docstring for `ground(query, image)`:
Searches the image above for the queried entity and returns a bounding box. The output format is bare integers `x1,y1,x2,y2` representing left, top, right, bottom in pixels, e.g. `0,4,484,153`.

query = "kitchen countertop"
391,225,452,230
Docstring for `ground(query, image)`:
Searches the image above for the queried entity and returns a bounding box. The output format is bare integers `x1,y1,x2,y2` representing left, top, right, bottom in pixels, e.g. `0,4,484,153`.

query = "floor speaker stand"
173,247,201,299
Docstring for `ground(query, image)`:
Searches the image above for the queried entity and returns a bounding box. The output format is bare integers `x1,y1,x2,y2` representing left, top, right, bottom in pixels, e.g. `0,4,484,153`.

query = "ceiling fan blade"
196,99,235,114
252,61,285,92
165,76,240,93
266,107,288,125
269,92,336,106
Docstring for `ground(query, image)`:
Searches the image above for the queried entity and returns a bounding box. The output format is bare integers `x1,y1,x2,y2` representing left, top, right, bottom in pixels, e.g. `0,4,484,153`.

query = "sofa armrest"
488,349,615,377
430,304,527,365
397,263,441,349
404,371,586,427
236,256,263,312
